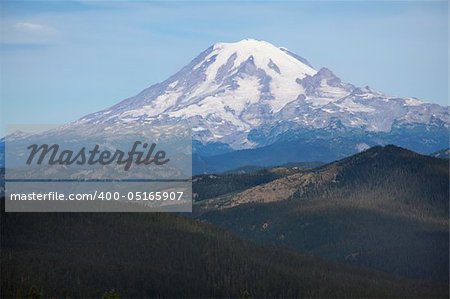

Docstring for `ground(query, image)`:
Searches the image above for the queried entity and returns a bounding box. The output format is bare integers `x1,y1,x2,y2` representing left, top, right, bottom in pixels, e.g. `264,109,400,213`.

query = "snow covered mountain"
75,38,448,156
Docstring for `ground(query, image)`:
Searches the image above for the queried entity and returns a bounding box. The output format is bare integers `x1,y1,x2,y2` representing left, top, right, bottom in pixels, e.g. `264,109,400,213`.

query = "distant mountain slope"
192,125,450,174
431,148,450,159
192,138,349,174
2,208,445,298
196,146,449,283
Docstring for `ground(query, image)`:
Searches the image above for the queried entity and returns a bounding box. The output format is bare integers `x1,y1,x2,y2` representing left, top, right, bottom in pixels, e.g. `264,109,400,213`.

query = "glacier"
73,38,448,154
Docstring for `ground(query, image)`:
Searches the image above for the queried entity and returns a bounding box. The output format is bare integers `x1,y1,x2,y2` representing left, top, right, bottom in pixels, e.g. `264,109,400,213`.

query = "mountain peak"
209,38,317,77
213,38,271,48
75,39,449,153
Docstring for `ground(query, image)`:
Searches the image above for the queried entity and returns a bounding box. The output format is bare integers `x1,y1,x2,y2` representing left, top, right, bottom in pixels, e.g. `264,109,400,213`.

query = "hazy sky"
0,1,448,131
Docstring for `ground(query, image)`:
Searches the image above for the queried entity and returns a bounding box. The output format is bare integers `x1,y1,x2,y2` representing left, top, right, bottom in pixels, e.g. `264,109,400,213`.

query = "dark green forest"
2,207,446,298
197,146,449,285
1,145,449,298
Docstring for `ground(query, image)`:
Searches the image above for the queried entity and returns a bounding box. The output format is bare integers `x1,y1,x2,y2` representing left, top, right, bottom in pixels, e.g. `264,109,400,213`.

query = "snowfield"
73,38,449,150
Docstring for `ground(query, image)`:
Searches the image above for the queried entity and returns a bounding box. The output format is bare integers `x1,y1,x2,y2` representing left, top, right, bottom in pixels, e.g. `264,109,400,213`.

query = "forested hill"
196,146,449,285
216,145,449,216
0,208,446,298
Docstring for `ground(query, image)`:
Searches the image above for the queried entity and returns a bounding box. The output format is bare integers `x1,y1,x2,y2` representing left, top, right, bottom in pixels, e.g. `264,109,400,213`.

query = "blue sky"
0,1,448,132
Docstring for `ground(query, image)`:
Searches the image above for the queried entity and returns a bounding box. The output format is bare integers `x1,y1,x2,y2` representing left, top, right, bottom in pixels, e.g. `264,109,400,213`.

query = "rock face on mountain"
75,39,448,156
